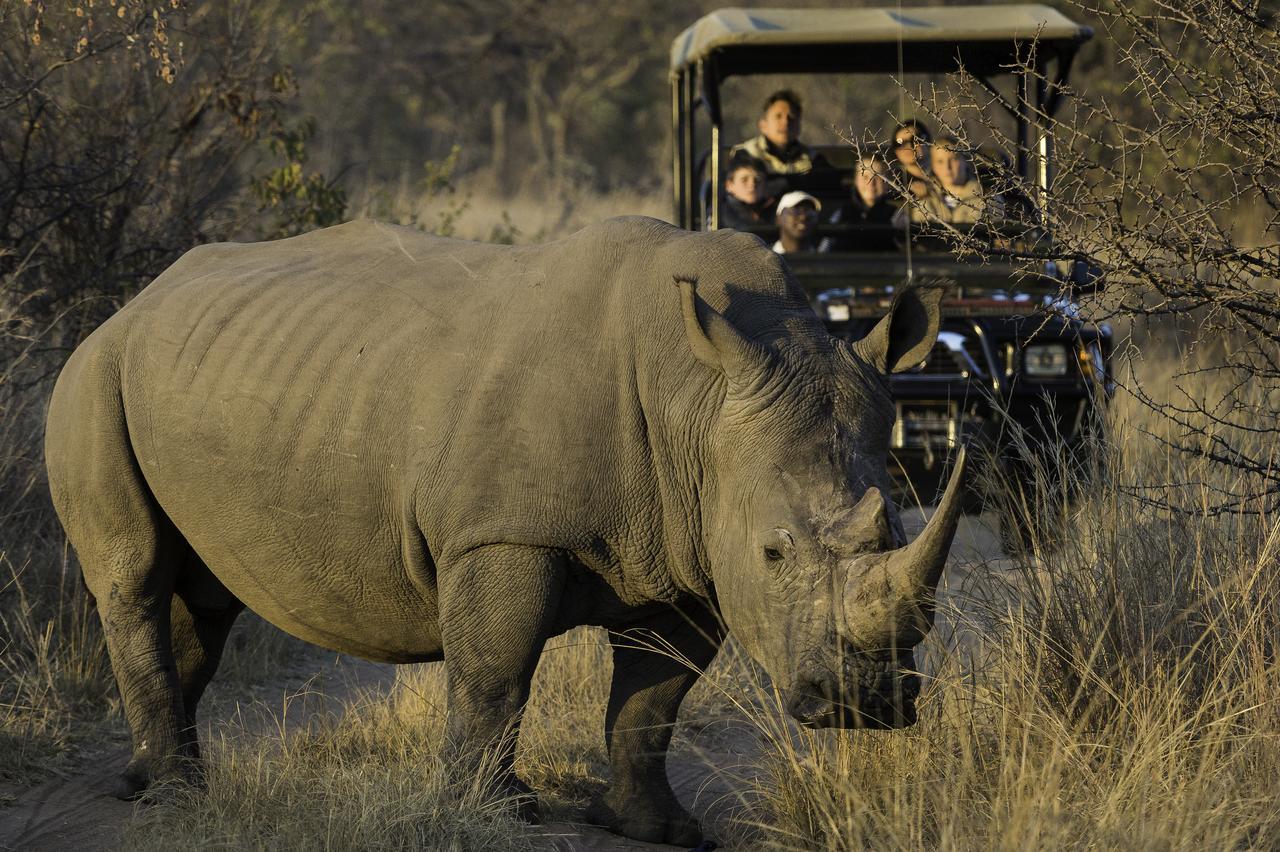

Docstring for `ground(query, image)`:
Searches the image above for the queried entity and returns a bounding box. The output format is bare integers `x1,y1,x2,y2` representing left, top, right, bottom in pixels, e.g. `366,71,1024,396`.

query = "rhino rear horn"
850,285,944,374
675,276,769,380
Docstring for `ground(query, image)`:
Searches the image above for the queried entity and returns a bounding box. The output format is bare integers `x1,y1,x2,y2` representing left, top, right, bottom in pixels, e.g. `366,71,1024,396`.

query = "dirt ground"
0,511,1006,852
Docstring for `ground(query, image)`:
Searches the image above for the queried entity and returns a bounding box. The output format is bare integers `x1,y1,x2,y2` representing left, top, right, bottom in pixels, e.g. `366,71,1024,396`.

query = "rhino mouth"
787,654,921,730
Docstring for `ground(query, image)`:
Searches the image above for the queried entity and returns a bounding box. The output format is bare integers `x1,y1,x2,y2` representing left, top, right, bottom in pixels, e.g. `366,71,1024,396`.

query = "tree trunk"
490,99,507,186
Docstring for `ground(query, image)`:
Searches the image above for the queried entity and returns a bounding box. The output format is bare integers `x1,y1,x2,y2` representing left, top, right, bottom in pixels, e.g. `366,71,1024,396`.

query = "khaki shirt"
729,135,813,175
907,178,1003,224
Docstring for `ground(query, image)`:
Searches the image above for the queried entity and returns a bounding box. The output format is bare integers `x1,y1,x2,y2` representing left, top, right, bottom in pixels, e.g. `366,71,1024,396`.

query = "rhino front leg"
587,606,723,845
438,544,567,821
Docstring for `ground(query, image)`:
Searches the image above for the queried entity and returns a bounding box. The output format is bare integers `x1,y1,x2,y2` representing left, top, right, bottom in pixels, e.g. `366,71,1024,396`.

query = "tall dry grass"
347,170,670,244
121,664,538,852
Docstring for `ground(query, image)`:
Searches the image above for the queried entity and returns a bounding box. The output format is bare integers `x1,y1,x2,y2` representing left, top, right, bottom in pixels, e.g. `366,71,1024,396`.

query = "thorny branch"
895,0,1279,512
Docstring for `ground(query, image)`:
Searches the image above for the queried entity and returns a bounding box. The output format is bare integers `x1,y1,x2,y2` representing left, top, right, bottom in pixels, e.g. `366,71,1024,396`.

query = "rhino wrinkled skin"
45,217,965,845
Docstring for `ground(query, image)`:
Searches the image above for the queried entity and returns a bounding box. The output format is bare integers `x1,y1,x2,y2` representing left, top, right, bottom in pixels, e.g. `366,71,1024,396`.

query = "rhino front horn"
887,445,967,597
840,447,967,647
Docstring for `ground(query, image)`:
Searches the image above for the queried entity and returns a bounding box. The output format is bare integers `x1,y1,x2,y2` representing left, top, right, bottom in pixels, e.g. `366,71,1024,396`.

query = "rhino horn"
840,447,967,646
886,445,967,596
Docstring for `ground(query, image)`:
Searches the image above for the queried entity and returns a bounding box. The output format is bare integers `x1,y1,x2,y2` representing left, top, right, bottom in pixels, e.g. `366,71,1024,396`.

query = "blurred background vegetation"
4,0,1266,329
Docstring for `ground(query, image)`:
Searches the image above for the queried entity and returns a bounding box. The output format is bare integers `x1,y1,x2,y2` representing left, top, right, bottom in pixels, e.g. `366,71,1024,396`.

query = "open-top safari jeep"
669,5,1113,526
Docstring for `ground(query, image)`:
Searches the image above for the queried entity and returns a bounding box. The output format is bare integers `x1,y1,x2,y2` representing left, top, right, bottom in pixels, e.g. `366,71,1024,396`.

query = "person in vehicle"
891,119,932,201
820,152,898,251
905,135,1005,225
730,89,814,178
772,191,822,254
721,154,774,229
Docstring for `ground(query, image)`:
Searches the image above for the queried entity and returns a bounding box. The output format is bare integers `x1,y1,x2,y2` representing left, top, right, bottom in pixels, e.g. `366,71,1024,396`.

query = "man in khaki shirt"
729,90,814,177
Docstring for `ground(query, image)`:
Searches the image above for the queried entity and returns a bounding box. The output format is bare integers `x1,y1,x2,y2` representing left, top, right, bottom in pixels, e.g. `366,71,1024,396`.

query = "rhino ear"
851,285,944,374
675,276,768,379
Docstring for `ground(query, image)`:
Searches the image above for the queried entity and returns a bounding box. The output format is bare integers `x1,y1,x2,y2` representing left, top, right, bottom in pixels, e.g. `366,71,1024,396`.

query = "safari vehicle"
669,5,1113,517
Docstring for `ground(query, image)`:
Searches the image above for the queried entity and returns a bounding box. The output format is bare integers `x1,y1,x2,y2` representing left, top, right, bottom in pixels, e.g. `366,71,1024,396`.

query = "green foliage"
487,211,523,246
253,117,348,239
421,145,469,237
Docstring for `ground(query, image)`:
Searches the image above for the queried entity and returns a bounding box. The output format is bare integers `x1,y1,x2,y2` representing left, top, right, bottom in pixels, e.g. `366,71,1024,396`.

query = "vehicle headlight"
1023,344,1069,377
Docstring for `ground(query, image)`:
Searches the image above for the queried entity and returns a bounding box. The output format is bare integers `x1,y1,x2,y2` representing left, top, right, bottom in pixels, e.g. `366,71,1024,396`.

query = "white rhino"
45,217,964,845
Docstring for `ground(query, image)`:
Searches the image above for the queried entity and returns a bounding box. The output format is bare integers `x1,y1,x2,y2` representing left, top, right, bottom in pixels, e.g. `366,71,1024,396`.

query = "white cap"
776,190,821,216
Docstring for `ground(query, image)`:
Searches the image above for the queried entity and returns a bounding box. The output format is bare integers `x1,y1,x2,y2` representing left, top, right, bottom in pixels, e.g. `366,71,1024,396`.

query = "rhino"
45,217,965,845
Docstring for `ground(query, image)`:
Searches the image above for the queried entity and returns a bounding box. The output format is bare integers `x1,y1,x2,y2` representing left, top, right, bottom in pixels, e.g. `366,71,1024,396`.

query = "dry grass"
118,627,770,850
121,665,538,852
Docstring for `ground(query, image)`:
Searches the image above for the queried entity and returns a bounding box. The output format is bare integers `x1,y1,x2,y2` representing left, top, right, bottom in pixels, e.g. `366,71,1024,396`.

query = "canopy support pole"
671,75,684,227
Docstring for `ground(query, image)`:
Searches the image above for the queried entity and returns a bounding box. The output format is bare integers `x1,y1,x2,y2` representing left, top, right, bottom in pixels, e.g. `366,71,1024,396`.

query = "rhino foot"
111,753,204,801
501,774,542,825
585,789,703,846
111,764,151,801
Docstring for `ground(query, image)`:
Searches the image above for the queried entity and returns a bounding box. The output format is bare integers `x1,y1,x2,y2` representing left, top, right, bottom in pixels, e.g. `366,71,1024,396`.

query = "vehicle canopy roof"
670,5,1092,78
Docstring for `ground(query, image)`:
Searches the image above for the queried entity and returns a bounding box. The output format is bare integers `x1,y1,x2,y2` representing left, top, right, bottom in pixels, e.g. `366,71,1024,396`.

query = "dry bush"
899,0,1279,509
1,2,344,344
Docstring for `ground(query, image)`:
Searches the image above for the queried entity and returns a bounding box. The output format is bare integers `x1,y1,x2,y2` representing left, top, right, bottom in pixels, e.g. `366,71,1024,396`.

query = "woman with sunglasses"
890,119,933,201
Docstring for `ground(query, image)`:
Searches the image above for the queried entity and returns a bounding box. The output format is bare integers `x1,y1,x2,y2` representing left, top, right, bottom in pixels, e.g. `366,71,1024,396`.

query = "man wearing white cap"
772,191,823,254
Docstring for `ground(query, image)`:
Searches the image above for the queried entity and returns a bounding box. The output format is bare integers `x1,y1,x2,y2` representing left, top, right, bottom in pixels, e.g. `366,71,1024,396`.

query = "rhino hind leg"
586,606,724,846
438,544,569,822
86,525,196,801
47,352,198,800
171,560,245,759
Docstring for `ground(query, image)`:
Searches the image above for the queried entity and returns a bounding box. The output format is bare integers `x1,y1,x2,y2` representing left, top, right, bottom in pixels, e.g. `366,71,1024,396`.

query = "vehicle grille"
891,401,986,450
914,342,964,375
908,332,991,378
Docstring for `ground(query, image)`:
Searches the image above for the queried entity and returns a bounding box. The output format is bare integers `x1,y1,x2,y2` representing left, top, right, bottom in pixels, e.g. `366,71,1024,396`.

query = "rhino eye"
763,528,795,562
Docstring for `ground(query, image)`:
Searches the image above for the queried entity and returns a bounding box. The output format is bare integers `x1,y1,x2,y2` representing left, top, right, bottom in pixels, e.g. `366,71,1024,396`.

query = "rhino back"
106,217,777,656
